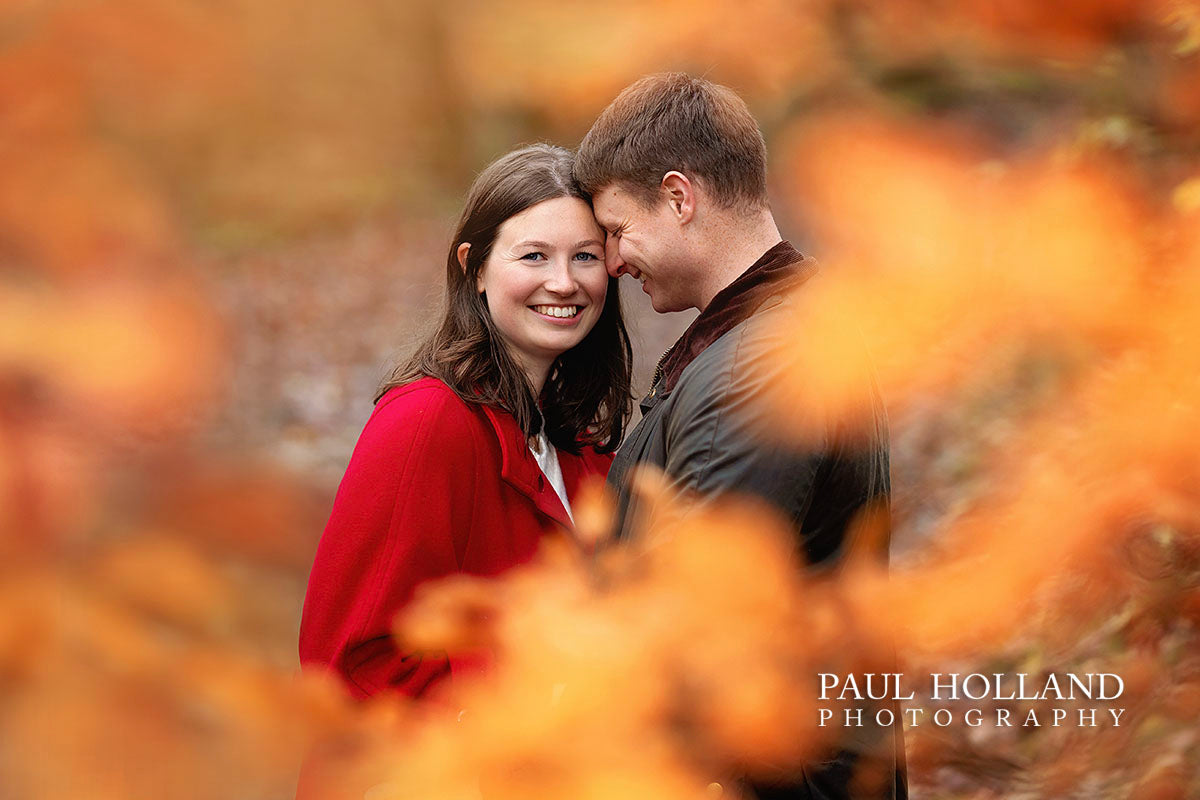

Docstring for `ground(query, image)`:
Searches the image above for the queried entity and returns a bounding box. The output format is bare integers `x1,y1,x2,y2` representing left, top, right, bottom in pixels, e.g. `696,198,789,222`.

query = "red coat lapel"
479,405,574,529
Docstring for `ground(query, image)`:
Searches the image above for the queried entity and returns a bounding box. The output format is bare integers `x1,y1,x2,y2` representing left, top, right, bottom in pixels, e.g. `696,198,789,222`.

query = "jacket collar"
654,241,814,398
479,404,575,529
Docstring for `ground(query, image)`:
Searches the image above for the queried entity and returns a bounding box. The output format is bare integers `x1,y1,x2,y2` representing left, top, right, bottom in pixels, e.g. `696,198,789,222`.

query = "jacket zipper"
647,348,671,400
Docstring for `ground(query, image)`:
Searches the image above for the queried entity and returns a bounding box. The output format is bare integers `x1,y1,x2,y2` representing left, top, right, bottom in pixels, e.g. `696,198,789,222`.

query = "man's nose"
605,234,627,277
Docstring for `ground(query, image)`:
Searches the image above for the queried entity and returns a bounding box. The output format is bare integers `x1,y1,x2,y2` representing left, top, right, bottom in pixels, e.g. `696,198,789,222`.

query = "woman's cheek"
586,268,609,304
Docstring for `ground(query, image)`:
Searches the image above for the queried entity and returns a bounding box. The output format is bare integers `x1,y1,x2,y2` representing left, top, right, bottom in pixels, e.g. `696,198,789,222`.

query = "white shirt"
528,432,574,525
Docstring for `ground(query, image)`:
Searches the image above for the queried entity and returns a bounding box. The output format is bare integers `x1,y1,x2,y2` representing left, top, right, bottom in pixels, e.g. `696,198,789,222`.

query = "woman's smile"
530,303,584,322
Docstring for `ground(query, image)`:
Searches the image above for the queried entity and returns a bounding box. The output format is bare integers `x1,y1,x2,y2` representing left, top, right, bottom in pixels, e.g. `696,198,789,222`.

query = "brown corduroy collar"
654,240,814,396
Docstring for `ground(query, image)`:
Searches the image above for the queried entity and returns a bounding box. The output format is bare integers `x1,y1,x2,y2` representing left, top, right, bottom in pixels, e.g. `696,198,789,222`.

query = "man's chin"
641,282,662,310
639,279,686,313
649,295,683,314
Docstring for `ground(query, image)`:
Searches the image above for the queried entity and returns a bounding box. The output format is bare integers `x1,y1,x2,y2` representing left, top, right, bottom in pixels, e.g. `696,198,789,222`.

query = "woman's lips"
529,304,584,324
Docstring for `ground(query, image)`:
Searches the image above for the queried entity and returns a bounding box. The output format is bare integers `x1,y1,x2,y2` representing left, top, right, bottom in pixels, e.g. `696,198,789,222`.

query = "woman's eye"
520,252,546,262
574,252,601,262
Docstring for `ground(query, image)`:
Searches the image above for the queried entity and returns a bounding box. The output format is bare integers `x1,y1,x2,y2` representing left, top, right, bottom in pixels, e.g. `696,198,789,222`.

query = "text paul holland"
818,672,1126,729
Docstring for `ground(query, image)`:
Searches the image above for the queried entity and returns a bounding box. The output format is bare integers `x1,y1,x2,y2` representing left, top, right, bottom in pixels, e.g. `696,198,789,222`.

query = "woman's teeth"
532,305,578,318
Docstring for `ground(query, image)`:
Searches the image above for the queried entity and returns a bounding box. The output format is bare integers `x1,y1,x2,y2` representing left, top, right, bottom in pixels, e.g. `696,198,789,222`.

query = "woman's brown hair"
377,144,632,454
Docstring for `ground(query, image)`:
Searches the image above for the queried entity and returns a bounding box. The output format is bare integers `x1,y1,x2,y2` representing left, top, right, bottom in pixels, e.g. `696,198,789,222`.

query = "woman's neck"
518,356,551,397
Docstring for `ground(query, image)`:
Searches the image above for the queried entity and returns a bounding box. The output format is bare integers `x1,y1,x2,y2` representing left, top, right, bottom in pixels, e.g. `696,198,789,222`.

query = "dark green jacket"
607,248,907,800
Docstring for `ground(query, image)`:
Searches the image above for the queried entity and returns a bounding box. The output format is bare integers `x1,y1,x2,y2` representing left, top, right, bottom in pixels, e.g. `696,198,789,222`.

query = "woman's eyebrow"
513,239,604,249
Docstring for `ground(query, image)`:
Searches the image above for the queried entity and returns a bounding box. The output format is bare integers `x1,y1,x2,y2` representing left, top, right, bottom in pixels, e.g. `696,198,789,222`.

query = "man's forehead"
591,185,626,224
593,183,624,205
593,183,641,217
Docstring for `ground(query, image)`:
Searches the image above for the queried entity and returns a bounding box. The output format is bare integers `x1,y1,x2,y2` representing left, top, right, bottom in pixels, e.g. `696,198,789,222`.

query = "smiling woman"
299,144,633,701
465,195,609,395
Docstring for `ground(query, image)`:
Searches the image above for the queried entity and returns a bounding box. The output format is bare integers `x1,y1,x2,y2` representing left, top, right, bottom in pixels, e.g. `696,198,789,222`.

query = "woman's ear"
458,242,487,294
456,242,471,274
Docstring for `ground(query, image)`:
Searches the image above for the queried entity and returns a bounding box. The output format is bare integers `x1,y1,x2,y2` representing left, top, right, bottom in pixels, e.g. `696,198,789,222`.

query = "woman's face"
475,196,608,379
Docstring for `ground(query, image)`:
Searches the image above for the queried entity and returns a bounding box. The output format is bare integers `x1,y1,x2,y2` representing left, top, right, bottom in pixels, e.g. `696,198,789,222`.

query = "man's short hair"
575,73,769,210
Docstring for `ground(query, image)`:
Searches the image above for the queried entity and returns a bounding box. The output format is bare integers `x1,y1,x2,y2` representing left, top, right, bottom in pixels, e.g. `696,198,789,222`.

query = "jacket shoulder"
672,292,799,393
663,292,827,448
364,377,490,454
374,377,481,423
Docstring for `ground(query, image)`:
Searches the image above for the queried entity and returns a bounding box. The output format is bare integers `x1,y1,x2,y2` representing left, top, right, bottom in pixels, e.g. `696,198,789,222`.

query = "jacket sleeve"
662,320,825,532
298,386,480,699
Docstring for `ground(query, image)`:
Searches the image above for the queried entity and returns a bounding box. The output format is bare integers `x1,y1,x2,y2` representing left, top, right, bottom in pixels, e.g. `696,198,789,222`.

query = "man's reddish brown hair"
574,73,769,210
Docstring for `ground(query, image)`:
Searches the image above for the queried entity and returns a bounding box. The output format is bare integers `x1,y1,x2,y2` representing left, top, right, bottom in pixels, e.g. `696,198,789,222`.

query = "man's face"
591,182,694,313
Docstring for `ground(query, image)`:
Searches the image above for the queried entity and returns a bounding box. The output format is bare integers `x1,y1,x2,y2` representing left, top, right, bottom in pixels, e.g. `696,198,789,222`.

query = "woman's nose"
544,259,579,294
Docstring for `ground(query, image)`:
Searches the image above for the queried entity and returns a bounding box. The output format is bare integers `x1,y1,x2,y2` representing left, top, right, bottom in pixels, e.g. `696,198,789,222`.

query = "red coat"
298,376,612,699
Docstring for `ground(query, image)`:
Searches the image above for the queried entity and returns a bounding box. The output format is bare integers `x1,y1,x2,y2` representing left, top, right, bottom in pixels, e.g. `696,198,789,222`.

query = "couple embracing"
301,73,906,800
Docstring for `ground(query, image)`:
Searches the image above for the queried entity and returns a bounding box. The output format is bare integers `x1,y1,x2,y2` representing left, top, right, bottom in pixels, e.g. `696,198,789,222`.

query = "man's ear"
661,171,695,224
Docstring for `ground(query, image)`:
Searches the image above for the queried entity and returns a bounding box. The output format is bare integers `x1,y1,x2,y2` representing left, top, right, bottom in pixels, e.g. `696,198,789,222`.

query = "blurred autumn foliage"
2,0,1199,798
